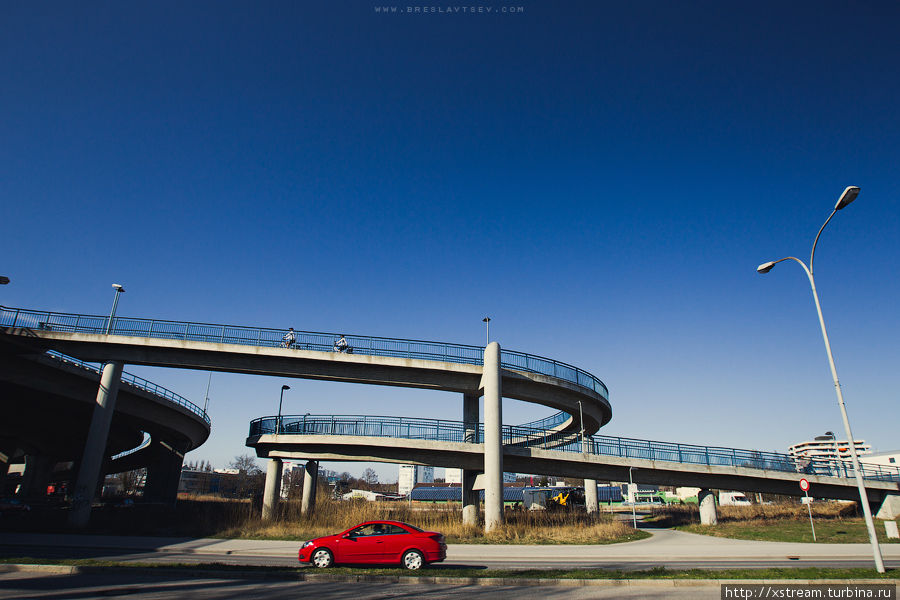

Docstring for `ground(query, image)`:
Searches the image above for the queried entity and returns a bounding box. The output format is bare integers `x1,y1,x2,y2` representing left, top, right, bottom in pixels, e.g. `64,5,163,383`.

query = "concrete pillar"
301,460,318,516
482,342,503,533
143,439,185,504
19,455,55,501
262,458,283,520
584,479,599,515
69,361,123,528
462,392,480,526
0,450,9,496
699,489,718,525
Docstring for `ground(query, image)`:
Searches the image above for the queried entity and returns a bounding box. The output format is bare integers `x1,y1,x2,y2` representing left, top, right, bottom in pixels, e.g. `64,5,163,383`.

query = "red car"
298,520,446,570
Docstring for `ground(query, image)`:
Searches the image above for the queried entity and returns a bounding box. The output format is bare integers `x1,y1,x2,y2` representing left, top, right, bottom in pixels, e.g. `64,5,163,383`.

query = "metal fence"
1,305,608,400
248,414,900,484
46,351,210,425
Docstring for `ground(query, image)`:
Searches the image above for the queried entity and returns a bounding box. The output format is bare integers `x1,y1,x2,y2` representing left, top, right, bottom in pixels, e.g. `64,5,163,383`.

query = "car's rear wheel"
402,549,425,570
311,548,333,568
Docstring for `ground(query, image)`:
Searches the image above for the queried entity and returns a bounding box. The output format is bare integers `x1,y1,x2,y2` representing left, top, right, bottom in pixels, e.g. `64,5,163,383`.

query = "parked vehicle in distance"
298,520,446,570
719,492,752,506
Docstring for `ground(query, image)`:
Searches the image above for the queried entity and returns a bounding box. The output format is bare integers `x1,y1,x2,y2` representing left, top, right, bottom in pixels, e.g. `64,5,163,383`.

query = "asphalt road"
2,528,899,571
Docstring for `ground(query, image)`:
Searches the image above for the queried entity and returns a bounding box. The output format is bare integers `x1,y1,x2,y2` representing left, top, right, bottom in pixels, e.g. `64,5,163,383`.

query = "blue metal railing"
1,305,608,400
519,411,571,431
248,414,900,484
46,351,210,425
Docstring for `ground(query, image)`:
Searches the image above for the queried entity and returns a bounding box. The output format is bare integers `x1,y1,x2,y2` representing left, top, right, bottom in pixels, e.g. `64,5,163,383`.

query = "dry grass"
198,496,641,544
649,501,858,527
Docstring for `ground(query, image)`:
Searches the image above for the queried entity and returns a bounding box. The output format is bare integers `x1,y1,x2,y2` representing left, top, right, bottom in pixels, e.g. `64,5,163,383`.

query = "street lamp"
276,384,291,434
628,466,637,529
482,317,491,346
0,276,9,285
757,185,884,572
577,400,586,452
106,284,125,334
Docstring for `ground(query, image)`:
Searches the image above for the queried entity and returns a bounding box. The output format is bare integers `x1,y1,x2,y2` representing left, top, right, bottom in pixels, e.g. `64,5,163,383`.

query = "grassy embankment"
650,502,900,544
0,495,647,545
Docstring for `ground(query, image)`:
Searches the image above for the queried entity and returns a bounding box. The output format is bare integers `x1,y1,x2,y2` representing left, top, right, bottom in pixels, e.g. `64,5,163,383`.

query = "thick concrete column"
584,479,599,515
262,458,283,520
143,439,185,504
301,460,318,516
462,392,480,526
19,455,55,501
69,361,123,528
699,489,718,525
0,449,10,496
482,342,503,533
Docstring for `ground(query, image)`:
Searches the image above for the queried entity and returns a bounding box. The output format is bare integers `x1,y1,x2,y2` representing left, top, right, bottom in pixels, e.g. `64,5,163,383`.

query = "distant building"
281,461,305,499
342,489,402,502
178,468,245,497
445,468,461,485
789,437,871,462
398,465,434,496
444,468,516,487
861,450,900,470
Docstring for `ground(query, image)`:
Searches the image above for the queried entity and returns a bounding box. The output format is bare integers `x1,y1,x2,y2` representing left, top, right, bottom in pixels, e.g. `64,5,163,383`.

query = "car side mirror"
343,533,353,539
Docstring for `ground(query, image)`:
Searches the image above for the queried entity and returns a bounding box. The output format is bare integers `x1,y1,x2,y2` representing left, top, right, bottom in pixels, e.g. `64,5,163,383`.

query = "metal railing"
1,305,608,400
46,350,210,425
248,414,900,484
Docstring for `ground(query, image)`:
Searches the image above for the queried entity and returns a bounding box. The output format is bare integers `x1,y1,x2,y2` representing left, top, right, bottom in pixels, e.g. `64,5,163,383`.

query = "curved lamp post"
106,284,125,334
276,384,291,434
757,185,884,573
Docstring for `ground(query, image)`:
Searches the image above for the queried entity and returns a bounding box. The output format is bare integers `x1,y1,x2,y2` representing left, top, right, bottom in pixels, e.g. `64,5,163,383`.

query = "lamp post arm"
810,209,837,275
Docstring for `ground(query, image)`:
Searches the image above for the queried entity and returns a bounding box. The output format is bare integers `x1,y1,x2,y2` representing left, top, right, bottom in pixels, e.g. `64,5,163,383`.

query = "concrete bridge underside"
0,346,209,504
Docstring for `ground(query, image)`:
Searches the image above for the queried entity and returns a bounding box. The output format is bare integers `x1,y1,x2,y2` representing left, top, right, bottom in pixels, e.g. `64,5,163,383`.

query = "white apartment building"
788,437,871,462
398,465,434,496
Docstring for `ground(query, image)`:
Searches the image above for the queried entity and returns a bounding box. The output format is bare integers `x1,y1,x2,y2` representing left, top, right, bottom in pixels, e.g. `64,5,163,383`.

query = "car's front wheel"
311,548,334,568
402,549,425,570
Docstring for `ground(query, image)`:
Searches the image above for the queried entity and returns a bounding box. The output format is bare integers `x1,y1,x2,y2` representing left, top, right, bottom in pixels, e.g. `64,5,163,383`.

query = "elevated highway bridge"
2,304,897,532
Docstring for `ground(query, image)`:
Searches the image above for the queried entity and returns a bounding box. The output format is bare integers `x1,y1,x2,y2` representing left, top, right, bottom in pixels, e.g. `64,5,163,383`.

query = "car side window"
351,524,387,537
384,524,407,535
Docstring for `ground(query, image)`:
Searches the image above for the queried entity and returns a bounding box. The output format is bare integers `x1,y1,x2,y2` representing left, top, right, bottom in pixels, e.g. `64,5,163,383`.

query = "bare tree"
361,467,379,487
229,454,264,498
229,454,262,475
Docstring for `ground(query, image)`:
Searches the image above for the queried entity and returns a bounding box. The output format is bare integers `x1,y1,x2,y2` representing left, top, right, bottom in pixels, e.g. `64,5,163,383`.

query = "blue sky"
2,1,898,482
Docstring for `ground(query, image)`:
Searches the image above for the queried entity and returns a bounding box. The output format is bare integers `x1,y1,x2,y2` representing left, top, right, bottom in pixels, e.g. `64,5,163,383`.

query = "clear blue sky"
2,1,898,482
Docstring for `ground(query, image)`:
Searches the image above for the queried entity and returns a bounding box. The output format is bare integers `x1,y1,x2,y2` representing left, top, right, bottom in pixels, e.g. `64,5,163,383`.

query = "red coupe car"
298,520,446,570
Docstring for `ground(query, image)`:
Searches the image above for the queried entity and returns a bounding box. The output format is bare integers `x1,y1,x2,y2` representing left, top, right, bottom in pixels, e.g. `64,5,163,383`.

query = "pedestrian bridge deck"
247,414,900,503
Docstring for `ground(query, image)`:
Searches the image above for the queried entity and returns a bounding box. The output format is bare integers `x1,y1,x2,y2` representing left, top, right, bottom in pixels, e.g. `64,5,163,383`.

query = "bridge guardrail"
248,414,900,484
46,350,210,425
1,305,608,400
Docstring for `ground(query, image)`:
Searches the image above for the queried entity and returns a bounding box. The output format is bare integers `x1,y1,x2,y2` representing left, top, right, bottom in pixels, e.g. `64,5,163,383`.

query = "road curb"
0,564,895,587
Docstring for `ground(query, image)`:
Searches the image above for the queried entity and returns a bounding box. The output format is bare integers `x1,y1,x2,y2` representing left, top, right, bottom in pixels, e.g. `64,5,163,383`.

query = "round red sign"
799,478,810,492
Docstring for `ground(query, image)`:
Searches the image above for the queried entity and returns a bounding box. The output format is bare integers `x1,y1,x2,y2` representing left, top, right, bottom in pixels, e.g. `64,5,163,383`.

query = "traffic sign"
799,478,810,492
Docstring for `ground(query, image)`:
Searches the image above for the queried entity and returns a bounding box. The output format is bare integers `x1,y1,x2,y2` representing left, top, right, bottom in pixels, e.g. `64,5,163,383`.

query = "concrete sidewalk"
2,528,899,562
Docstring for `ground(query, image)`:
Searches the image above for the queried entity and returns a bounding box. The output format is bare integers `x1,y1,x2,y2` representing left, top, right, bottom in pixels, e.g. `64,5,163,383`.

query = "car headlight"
301,541,314,549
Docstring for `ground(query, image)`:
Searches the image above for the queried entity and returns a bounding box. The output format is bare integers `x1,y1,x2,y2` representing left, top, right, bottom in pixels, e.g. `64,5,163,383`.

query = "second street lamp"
277,385,291,434
106,284,125,334
757,185,884,573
